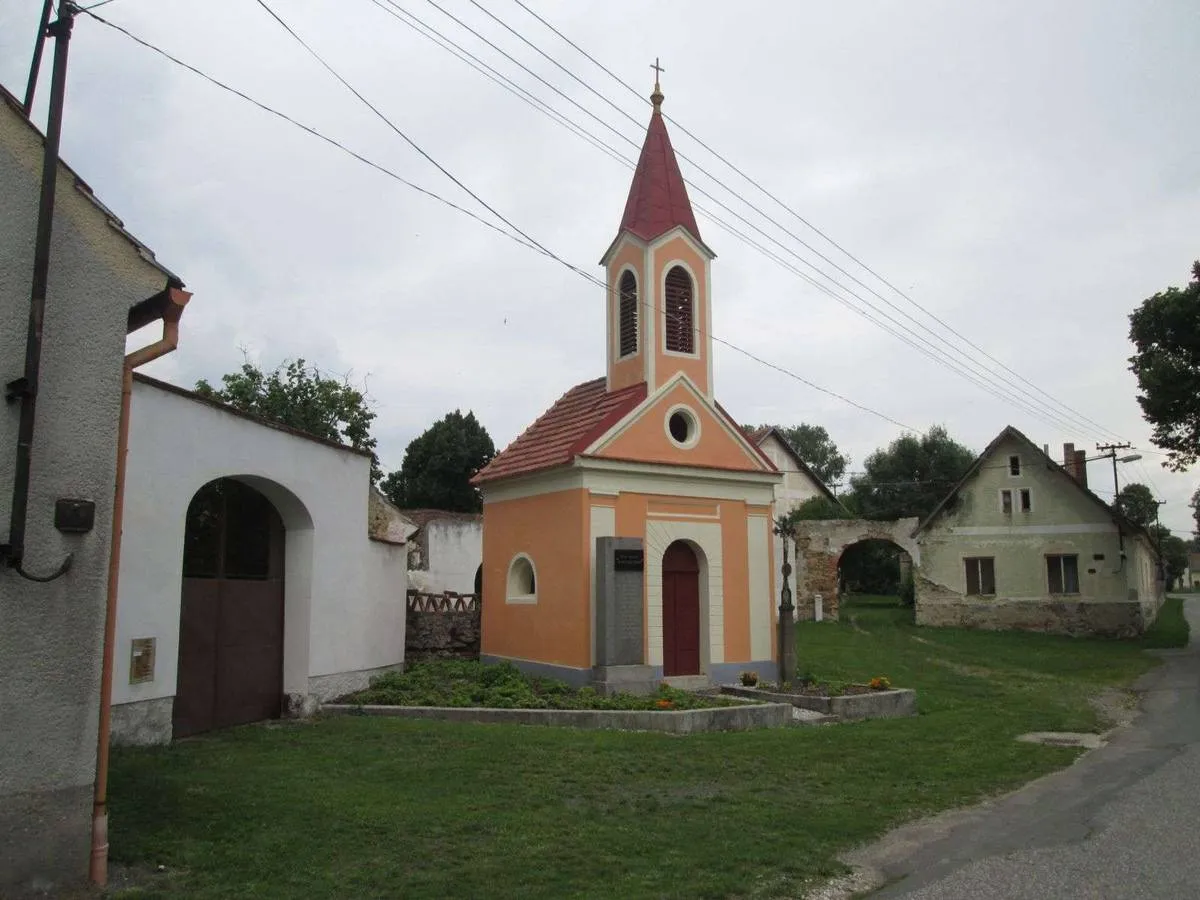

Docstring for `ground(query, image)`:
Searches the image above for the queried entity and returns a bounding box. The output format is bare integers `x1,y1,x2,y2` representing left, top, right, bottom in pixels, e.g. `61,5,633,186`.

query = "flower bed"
335,660,748,711
722,674,915,721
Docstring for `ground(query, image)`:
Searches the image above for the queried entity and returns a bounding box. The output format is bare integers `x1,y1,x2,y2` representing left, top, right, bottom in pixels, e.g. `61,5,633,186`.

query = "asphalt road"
853,597,1200,900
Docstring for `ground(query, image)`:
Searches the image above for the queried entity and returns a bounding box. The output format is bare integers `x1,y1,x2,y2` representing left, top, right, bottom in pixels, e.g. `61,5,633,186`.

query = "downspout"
90,289,190,886
2,1,75,581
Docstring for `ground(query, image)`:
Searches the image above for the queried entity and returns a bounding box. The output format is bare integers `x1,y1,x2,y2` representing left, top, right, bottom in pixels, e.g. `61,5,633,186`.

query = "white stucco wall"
1,95,176,889
757,433,828,613
411,518,483,594
111,379,406,725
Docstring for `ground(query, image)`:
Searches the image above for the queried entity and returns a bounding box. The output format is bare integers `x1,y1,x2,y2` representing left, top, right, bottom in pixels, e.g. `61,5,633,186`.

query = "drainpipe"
2,1,75,581
90,289,191,886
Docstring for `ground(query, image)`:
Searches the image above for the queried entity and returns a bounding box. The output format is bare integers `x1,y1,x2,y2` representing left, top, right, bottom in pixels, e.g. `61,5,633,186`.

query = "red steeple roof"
618,94,700,244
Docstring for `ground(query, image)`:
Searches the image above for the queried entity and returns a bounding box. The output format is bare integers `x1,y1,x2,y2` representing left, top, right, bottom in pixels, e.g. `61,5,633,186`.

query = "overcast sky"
2,0,1197,534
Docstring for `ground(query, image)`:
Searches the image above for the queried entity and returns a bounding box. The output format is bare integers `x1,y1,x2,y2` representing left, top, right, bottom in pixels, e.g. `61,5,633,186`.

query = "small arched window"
506,554,537,604
664,266,694,354
618,270,638,357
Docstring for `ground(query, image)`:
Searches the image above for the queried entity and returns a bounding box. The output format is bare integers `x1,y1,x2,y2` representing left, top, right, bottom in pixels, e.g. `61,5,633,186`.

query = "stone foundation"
110,696,174,746
309,663,405,703
916,594,1147,638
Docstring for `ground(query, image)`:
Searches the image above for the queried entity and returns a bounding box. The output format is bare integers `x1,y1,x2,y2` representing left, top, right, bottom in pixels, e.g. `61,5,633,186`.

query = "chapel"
473,73,782,690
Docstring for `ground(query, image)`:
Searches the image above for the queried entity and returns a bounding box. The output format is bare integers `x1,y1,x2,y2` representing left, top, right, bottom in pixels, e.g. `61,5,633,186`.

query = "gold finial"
650,57,665,109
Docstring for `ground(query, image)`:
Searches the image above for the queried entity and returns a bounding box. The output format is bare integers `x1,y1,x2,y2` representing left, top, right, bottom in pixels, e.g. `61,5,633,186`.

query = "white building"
110,375,408,744
746,427,840,608
402,509,483,595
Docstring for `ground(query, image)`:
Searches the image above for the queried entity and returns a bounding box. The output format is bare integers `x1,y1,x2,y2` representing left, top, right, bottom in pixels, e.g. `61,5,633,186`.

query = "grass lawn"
108,595,1178,899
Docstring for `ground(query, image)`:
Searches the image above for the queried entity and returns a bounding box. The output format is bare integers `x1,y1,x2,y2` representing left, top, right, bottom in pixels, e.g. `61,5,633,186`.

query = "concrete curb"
720,684,917,721
321,701,794,733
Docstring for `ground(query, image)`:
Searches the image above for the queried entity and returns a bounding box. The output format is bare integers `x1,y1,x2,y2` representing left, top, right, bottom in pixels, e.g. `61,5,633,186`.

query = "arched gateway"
791,518,920,620
174,478,286,738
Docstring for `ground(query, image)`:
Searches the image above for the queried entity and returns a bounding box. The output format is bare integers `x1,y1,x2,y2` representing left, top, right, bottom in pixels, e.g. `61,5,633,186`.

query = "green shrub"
337,661,745,711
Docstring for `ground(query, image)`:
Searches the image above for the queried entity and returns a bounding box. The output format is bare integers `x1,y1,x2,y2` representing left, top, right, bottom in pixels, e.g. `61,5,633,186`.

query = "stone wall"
793,518,921,620
915,575,1146,637
406,590,480,660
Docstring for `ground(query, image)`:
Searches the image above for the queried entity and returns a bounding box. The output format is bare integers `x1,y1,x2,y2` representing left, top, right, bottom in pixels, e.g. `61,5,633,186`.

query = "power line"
393,0,1124,441
364,1,1118,439
504,0,1128,443
81,8,916,432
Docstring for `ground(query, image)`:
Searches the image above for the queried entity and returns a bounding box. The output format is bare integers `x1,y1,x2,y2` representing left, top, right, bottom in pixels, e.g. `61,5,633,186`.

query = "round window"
667,408,698,447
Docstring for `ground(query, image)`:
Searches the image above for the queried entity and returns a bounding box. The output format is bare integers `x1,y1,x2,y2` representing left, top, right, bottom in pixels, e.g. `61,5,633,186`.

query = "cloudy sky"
2,0,1196,534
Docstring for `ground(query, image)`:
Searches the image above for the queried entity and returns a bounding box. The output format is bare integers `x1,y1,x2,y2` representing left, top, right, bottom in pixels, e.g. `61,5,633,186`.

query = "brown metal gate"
174,479,285,739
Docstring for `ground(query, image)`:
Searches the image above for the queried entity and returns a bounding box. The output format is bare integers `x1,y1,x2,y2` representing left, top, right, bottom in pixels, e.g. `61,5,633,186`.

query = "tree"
1128,261,1200,471
1153,526,1189,588
382,411,495,512
782,494,853,526
1115,483,1159,528
750,423,848,485
849,425,976,521
1191,486,1200,541
196,359,380,480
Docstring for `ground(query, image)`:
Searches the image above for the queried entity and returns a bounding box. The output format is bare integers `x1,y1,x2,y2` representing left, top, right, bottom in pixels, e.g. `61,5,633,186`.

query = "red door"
662,541,700,676
174,479,285,739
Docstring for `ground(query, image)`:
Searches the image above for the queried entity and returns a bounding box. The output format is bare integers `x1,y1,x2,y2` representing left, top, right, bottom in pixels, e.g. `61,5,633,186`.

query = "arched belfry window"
664,266,695,354
618,270,638,357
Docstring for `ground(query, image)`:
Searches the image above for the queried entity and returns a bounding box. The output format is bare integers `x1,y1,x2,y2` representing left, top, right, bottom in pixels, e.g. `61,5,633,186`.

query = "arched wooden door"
662,541,701,676
174,479,285,739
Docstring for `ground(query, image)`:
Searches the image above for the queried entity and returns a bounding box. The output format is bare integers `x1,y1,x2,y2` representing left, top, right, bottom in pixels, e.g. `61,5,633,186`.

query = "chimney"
1062,443,1088,487
1074,449,1088,489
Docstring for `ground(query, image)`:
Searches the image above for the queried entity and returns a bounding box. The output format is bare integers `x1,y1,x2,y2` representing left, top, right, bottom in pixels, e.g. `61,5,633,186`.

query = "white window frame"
1046,554,1080,596
964,556,996,596
664,403,701,450
505,553,538,604
1008,454,1022,477
999,488,1013,515
614,265,640,360
1019,487,1033,513
660,260,701,359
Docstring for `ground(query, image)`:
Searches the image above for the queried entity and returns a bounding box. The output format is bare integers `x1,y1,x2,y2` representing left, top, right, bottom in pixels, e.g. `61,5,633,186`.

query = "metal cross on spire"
650,57,665,108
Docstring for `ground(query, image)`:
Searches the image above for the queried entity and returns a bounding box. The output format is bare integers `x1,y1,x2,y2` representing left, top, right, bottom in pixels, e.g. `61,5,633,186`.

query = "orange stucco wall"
481,488,589,668
652,235,709,395
609,490,760,666
596,381,764,471
607,240,647,392
720,501,751,663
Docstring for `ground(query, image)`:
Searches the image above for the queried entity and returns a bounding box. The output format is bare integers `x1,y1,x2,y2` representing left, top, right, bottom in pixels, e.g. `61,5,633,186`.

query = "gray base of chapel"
592,664,659,696
481,654,593,687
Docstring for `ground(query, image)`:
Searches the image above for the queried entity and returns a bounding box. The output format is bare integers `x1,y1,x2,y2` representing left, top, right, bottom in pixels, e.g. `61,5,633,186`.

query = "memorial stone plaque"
595,536,645,667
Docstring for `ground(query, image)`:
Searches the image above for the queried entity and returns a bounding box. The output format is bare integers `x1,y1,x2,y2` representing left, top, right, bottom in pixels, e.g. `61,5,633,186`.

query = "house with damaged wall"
913,426,1164,637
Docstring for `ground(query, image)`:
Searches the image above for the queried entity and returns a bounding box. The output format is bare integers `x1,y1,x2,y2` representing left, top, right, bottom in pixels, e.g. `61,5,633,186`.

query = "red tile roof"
473,378,647,484
619,107,701,244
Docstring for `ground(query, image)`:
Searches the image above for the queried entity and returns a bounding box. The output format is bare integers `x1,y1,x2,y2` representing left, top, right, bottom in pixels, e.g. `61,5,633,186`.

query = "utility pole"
1097,442,1135,502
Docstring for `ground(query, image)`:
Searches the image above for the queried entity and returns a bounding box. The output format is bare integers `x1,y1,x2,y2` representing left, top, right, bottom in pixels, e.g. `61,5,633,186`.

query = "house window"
1008,455,1021,476
1047,554,1080,595
506,554,537,604
1020,488,1032,512
664,265,694,354
964,557,996,596
1000,489,1013,514
618,270,638,357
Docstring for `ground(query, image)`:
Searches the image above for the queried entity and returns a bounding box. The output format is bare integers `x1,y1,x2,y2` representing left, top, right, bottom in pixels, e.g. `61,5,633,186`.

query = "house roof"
1,84,182,293
472,378,648,484
617,100,701,245
912,425,1156,546
745,426,838,502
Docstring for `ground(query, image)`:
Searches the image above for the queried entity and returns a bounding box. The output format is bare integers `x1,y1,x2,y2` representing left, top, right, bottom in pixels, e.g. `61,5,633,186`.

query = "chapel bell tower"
600,63,717,399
